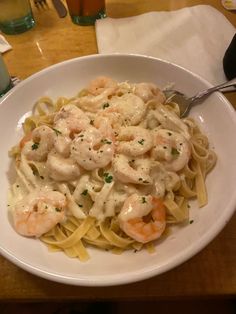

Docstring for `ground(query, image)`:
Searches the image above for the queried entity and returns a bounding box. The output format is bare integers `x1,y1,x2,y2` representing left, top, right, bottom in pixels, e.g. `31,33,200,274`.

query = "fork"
34,0,47,8
164,79,236,118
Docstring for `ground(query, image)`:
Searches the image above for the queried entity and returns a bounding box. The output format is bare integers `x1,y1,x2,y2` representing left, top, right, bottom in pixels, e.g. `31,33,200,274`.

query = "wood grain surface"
1,0,236,300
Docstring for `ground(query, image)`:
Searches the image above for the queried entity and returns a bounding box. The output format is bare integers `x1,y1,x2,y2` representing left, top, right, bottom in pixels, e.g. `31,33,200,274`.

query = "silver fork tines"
34,0,47,8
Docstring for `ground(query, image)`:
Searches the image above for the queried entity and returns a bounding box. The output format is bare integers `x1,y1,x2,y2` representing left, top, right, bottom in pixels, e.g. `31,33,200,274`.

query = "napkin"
0,34,12,53
96,5,236,85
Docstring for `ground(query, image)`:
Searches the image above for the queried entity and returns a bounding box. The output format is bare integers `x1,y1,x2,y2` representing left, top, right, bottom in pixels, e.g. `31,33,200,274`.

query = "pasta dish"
8,77,217,261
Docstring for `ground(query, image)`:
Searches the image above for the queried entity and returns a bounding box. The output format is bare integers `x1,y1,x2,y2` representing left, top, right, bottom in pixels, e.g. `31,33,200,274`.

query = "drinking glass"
66,0,106,25
0,0,35,35
0,54,12,97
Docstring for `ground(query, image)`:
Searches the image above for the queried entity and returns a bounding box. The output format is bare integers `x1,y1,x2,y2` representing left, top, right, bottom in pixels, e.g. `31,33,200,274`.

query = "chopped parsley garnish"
101,139,112,144
81,189,88,196
103,172,113,183
189,220,194,224
141,197,147,204
32,169,38,176
138,178,143,181
40,176,44,180
90,120,94,125
78,204,83,208
31,142,39,150
138,139,145,145
171,148,179,156
55,207,61,212
52,128,62,136
143,180,149,184
102,102,110,109
167,132,172,136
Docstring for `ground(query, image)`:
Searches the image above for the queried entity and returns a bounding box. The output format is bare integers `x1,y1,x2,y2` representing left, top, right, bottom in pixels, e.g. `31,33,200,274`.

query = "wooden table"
1,0,236,301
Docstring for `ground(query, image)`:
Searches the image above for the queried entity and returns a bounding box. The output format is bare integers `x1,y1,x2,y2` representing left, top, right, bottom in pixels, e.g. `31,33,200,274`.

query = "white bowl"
0,54,236,286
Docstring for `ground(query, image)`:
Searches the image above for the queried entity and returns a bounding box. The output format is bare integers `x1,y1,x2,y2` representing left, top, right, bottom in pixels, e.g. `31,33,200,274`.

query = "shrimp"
87,76,118,96
77,90,114,113
134,83,166,104
151,129,191,172
101,93,146,126
53,104,91,156
118,194,166,243
12,188,67,237
116,126,153,156
22,126,55,162
112,154,152,185
54,104,90,136
71,118,115,170
54,135,72,158
54,104,88,122
46,150,81,181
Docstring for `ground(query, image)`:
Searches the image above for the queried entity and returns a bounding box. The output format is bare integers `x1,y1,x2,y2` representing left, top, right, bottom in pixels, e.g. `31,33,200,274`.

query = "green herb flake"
138,139,145,145
102,102,110,109
32,169,38,176
138,178,143,181
81,189,88,196
168,132,172,136
189,220,194,224
141,197,147,204
78,204,83,208
52,128,62,136
171,148,179,156
55,207,62,212
101,139,112,144
31,142,39,150
40,176,44,180
90,120,94,125
143,180,149,184
103,172,113,184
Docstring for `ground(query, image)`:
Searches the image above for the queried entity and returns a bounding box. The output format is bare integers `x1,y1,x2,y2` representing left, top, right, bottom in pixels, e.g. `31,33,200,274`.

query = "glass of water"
0,54,12,97
0,0,35,35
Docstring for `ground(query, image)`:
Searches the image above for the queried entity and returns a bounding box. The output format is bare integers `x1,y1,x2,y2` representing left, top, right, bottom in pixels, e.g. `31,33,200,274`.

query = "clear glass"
66,0,106,26
0,0,35,35
0,54,12,97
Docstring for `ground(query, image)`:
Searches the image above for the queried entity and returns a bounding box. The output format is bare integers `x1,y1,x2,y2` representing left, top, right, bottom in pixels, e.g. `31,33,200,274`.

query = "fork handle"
52,0,67,18
190,79,236,103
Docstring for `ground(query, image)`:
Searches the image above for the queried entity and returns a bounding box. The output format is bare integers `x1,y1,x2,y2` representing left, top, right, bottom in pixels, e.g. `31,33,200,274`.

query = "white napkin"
96,5,236,85
0,34,12,53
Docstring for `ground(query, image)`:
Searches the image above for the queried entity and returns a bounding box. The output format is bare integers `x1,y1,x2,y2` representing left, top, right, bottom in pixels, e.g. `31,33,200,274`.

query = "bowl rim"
0,53,236,286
